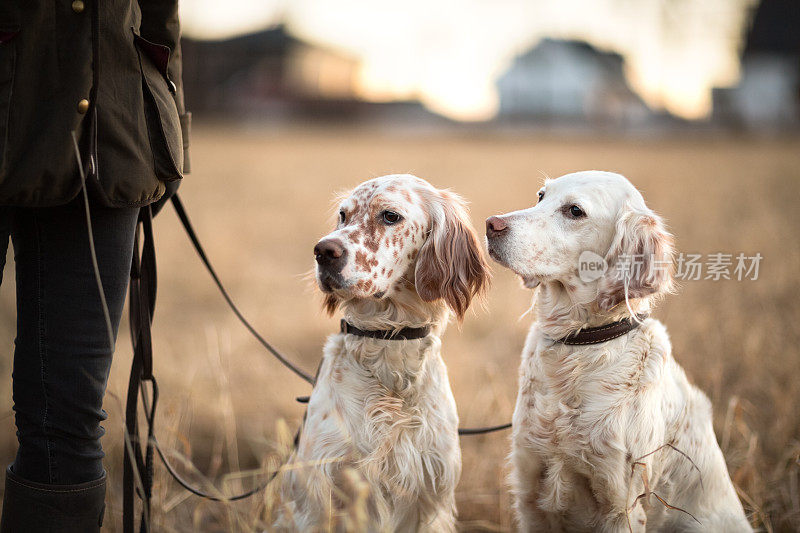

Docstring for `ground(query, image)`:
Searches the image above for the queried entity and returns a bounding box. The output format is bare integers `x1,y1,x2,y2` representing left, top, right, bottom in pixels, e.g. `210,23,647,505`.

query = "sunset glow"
180,0,757,121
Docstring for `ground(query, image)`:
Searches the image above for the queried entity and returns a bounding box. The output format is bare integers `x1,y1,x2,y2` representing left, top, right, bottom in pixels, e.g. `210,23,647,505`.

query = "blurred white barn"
496,39,652,127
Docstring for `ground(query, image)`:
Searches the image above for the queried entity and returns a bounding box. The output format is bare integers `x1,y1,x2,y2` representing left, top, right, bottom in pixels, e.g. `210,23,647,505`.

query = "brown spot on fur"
360,202,387,254
354,250,370,270
364,235,380,253
356,278,374,291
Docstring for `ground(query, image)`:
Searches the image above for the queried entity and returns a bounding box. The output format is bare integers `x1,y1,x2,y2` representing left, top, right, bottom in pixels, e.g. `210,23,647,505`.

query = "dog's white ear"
415,190,490,321
597,203,674,311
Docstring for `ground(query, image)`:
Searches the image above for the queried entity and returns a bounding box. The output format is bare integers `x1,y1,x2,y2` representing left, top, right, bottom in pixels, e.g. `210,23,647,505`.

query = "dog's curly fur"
276,174,489,532
487,171,751,532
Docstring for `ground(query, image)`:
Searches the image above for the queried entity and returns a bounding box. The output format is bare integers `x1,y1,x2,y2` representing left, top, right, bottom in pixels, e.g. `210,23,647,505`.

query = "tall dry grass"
1,124,798,531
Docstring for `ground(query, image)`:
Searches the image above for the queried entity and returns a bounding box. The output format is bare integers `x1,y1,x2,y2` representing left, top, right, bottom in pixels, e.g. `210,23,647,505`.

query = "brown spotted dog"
276,174,489,532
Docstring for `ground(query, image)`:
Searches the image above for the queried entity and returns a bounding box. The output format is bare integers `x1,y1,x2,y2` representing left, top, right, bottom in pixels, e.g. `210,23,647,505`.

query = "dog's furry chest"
290,333,460,529
511,321,699,524
517,343,638,466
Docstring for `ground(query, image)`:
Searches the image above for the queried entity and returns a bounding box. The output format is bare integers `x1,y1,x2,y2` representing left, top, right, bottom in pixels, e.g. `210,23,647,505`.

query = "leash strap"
147,355,326,503
170,194,316,385
124,206,158,533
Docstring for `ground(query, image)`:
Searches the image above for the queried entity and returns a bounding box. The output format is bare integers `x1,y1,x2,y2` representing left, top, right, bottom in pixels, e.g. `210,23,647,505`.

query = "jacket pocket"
132,28,183,181
0,27,18,174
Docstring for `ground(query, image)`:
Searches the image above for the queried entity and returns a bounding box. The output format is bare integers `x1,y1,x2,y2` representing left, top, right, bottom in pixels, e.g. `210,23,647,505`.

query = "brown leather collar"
557,314,648,345
340,319,431,341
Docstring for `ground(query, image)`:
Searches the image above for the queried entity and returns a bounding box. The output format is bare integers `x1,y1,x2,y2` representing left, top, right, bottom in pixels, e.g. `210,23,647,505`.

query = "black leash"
170,195,316,385
123,206,159,533
457,422,513,435
137,358,325,504
69,135,299,529
123,200,310,531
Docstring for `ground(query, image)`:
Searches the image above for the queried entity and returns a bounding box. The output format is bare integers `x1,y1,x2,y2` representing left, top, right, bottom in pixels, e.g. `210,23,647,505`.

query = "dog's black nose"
486,216,508,238
314,239,346,269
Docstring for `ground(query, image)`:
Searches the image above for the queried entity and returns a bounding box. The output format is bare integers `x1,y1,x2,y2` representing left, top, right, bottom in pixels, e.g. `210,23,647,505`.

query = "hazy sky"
179,0,757,121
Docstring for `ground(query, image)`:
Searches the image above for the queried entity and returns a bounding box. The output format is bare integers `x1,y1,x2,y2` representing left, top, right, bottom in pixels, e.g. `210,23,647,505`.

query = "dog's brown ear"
322,293,339,316
597,204,674,311
415,191,490,321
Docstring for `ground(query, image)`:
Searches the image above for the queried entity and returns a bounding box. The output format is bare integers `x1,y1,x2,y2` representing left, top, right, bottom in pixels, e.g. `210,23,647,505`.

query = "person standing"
0,1,189,530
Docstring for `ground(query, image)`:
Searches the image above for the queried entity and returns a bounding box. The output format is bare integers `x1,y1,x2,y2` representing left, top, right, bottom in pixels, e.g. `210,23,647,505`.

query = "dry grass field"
1,123,799,531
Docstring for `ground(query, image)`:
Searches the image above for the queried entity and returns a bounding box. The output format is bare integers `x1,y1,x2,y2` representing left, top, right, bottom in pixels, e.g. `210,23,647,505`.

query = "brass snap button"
77,99,90,114
71,0,85,13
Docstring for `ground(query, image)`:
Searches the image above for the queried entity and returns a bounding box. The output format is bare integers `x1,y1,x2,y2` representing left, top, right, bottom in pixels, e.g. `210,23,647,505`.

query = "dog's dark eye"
568,205,585,218
537,190,545,202
381,210,402,225
338,210,346,224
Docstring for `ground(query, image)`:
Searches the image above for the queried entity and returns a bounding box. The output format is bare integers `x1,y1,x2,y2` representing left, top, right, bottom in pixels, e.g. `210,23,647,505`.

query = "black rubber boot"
0,466,106,533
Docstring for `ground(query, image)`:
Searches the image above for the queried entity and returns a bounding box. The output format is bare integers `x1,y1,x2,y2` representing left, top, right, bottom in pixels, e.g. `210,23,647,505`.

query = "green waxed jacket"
0,0,190,207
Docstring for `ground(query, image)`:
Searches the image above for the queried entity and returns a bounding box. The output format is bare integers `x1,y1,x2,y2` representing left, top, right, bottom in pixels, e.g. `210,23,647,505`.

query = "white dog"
277,174,489,532
486,171,751,532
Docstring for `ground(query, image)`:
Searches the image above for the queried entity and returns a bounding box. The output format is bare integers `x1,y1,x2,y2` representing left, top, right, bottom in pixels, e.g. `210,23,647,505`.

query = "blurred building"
181,25,444,124
712,0,800,131
496,39,653,128
181,25,362,118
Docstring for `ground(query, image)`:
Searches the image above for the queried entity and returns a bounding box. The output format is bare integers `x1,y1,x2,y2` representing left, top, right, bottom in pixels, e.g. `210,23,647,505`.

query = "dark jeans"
1,196,138,485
